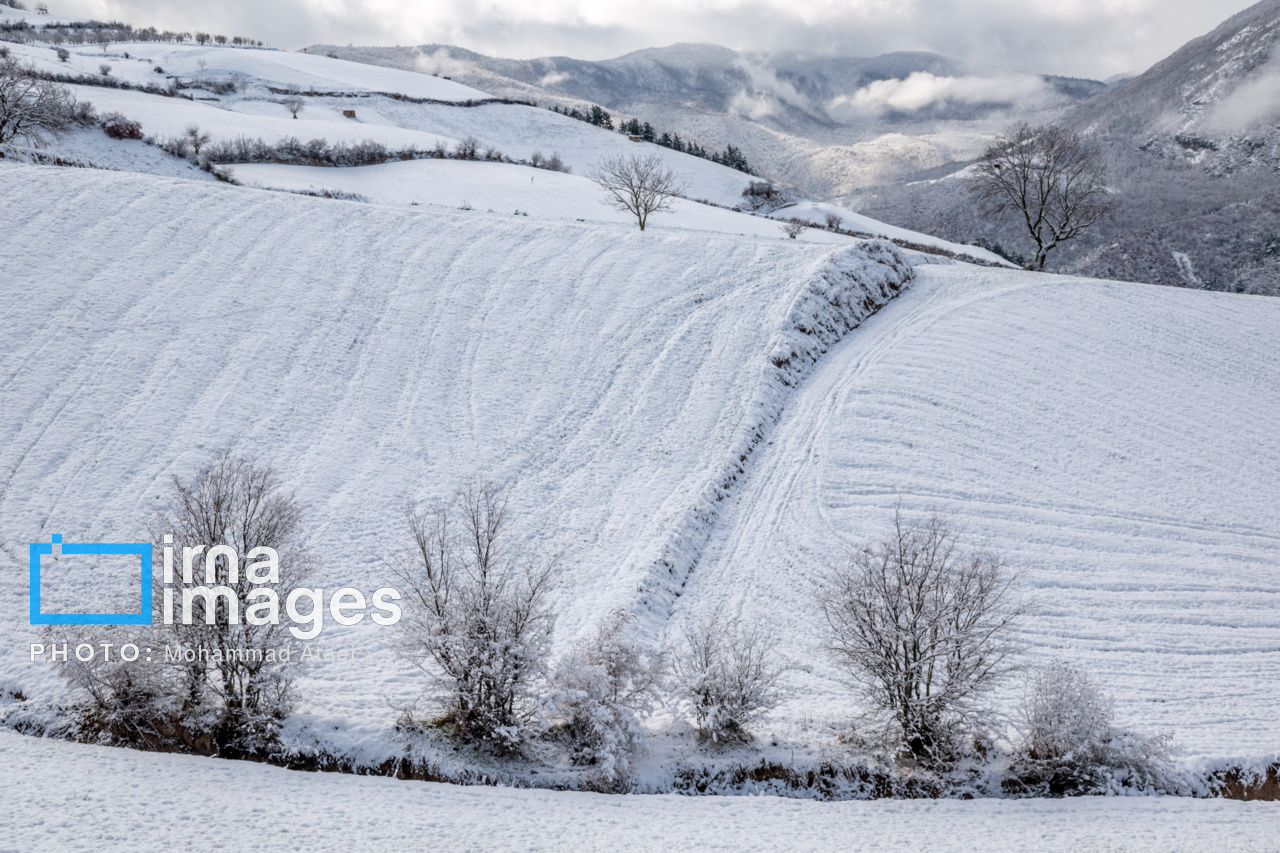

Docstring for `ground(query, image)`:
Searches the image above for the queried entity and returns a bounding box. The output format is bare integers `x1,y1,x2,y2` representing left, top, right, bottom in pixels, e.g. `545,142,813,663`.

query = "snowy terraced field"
2,38,1004,262
2,162,1277,770
676,266,1280,763
1,27,1279,843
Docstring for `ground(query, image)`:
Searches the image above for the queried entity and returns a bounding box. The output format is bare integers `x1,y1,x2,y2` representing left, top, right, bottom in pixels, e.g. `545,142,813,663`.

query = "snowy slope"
675,265,1280,762
1,39,1002,258
0,163,910,744
3,730,1277,853
2,160,1277,768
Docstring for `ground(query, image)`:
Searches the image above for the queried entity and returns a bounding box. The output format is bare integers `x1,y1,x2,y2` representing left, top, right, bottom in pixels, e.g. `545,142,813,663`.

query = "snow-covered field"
3,161,1277,770
1,37,1004,262
1,19,1279,843
2,730,1277,853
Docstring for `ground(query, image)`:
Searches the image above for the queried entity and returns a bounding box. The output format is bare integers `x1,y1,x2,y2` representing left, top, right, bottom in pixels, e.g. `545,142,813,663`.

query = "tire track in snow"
625,240,915,639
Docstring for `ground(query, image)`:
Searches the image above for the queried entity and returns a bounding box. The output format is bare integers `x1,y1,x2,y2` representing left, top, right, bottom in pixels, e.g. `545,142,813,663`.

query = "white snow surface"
1,160,1277,771
2,730,1277,853
0,24,1277,794
0,38,994,256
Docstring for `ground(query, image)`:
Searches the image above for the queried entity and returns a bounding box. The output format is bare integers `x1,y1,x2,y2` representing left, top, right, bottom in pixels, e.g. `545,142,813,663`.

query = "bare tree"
674,610,786,743
183,123,210,156
590,152,687,231
453,136,479,160
818,509,1027,764
780,220,806,239
150,449,313,755
393,479,558,753
280,95,304,120
0,57,75,144
98,63,112,77
971,121,1113,270
55,47,69,62
824,212,843,231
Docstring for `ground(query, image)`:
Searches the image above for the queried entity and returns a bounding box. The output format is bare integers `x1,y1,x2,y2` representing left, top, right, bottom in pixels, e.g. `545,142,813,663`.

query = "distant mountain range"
310,42,1105,198
855,0,1280,295
319,1,1280,296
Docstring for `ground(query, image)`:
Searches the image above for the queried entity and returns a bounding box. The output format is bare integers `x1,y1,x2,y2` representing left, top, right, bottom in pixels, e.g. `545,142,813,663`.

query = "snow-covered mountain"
312,41,1105,199
855,0,1280,295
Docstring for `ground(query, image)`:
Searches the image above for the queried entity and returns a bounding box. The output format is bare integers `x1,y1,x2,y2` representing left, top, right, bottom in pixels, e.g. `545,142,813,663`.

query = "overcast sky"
56,0,1257,79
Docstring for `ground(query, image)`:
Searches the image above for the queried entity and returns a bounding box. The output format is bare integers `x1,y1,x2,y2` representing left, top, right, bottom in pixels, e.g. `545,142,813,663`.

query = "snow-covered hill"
1,13,1278,822
2,161,1277,771
312,42,1105,200
0,36,1000,262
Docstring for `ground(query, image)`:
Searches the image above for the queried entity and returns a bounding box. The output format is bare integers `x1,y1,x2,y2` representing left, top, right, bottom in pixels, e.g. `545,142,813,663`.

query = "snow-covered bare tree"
590,152,687,231
1013,660,1174,795
394,479,558,753
183,124,210,157
818,509,1026,765
0,57,75,144
545,610,663,789
280,95,304,119
971,121,1113,270
674,610,786,743
150,449,313,755
780,221,805,239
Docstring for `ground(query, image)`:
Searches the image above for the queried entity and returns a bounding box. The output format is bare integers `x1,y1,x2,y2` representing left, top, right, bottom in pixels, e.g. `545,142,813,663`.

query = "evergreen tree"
641,122,655,142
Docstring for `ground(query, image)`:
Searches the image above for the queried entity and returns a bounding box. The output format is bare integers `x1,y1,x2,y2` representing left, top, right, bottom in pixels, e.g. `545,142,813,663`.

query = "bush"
674,611,785,744
1010,660,1175,795
546,611,663,788
818,509,1027,766
55,47,69,62
71,98,96,126
100,111,142,139
98,63,111,76
454,136,479,160
394,479,558,754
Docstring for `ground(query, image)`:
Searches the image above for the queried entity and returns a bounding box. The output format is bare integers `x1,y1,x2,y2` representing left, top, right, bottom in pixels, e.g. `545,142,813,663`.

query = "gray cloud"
51,0,1259,78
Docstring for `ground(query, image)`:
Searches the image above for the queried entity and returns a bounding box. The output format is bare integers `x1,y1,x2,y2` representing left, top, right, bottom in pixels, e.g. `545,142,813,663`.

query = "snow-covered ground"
2,161,1277,772
675,264,1280,764
2,14,1278,831
1,37,1003,262
2,730,1277,853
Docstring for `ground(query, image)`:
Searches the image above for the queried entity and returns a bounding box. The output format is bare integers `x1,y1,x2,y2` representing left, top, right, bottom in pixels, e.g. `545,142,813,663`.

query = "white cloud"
49,0,1261,79
413,47,469,78
1207,57,1280,131
726,57,819,119
827,72,1047,118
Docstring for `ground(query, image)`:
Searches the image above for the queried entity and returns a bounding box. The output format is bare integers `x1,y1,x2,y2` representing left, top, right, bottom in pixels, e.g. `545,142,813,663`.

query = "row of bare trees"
51,451,1169,793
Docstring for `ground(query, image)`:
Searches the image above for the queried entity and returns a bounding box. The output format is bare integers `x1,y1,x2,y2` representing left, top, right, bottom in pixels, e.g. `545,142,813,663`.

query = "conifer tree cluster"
551,104,752,175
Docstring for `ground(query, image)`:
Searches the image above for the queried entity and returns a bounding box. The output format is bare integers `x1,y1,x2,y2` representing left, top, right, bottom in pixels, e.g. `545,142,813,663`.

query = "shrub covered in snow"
1009,660,1175,795
51,451,312,757
674,611,786,744
394,480,557,754
545,610,663,789
100,111,142,139
818,509,1027,766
